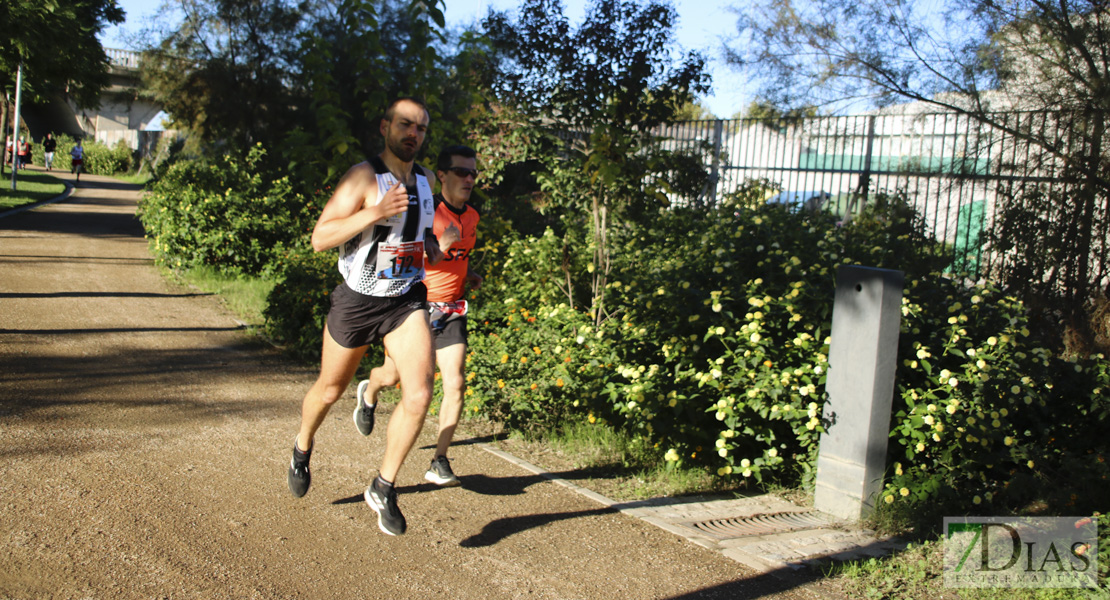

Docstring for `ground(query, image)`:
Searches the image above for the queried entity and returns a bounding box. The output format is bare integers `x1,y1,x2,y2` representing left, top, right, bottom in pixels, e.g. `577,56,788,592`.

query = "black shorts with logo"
326,282,427,349
432,316,467,351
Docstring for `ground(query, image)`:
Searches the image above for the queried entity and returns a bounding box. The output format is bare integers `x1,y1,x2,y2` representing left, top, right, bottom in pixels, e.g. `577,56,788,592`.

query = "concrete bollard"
814,265,904,521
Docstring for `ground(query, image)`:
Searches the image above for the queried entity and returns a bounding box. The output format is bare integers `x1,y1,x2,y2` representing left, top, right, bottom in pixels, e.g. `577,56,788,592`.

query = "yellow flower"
533,346,542,355
885,495,894,504
973,495,982,505
520,356,528,364
500,354,509,364
899,488,910,497
497,379,505,388
530,383,538,390
556,378,564,387
588,413,597,424
1027,460,1035,469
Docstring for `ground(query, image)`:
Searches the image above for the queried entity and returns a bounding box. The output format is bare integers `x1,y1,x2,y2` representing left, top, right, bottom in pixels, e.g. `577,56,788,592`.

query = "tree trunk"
590,188,610,327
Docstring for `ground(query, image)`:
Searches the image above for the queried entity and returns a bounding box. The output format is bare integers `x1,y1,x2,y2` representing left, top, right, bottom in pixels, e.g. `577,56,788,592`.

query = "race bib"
375,241,425,280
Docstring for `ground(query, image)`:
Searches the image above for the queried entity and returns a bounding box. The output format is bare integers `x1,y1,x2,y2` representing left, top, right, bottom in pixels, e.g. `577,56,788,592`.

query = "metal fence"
655,110,1106,281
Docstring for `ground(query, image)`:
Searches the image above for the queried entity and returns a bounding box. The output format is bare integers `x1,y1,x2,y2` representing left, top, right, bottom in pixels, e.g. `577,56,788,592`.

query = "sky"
98,0,750,118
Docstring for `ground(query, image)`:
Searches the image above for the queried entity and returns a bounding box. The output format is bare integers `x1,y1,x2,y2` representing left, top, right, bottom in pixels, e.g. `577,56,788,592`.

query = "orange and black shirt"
424,194,479,303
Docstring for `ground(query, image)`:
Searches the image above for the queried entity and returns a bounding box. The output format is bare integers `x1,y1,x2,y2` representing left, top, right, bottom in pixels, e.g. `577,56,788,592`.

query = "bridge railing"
106,48,141,70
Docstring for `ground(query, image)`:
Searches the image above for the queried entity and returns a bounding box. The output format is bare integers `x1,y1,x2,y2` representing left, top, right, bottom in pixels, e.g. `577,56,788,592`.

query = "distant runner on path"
286,97,443,536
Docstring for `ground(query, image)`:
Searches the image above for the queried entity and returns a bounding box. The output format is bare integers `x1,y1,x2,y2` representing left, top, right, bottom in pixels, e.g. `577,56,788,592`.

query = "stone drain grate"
685,510,834,540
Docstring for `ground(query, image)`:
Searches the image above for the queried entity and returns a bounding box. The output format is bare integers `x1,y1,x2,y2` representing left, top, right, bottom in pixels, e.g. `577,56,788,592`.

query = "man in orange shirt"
354,145,482,487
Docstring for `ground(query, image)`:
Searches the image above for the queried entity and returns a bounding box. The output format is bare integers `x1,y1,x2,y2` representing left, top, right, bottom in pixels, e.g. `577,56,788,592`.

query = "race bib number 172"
376,241,424,280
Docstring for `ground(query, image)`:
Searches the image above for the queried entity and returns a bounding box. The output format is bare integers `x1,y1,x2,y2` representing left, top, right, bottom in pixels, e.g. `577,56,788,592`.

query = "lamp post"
10,60,24,191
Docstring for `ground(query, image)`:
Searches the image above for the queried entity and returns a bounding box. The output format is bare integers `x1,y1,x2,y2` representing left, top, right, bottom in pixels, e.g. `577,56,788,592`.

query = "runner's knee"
312,379,349,407
440,368,465,394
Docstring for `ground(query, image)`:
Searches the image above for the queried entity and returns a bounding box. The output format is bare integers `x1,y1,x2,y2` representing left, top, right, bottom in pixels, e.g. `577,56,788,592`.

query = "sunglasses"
446,166,479,179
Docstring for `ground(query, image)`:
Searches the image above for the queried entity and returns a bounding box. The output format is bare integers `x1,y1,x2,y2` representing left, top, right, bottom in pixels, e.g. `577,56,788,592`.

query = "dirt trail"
0,169,833,599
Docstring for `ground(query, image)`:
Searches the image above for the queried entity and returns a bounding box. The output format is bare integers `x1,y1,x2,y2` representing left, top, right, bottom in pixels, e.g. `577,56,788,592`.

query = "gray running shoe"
424,455,461,487
353,380,376,436
364,477,406,535
287,438,311,498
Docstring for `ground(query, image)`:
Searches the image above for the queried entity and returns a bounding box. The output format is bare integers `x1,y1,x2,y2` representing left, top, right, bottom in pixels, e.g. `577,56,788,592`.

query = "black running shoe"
424,455,461,487
353,380,376,436
287,438,311,498
364,476,407,535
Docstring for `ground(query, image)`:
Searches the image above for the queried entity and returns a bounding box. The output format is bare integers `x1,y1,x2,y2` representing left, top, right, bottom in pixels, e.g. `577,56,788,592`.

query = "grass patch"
176,265,273,327
482,420,755,501
114,171,153,186
0,170,66,211
830,538,1106,600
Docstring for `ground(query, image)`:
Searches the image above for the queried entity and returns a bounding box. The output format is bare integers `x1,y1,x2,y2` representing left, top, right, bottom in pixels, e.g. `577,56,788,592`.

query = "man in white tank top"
287,97,444,536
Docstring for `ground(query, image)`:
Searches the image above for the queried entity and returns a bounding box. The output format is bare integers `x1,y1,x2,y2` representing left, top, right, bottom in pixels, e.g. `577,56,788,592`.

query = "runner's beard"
388,136,419,162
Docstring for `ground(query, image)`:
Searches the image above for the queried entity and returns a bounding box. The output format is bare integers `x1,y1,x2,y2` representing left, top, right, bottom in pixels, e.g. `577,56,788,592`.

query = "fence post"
846,116,878,223
814,264,904,521
709,119,724,206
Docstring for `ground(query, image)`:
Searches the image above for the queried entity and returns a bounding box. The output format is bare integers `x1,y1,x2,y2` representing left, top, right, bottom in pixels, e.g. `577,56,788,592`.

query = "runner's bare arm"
425,230,445,265
310,163,409,252
438,223,461,252
465,267,483,289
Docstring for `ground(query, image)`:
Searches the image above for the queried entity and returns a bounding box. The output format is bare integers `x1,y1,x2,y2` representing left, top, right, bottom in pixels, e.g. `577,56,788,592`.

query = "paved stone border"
0,177,74,219
477,441,906,580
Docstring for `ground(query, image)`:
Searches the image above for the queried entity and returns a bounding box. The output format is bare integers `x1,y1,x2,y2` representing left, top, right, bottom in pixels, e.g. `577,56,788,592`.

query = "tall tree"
140,0,310,149
0,0,124,145
483,0,709,323
0,0,124,107
283,0,483,185
728,0,1110,345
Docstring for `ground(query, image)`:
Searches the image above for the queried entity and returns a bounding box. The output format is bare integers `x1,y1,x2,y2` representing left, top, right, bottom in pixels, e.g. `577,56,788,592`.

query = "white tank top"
338,158,436,297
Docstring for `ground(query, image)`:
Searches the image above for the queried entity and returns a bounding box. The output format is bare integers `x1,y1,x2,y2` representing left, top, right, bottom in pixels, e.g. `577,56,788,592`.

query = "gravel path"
0,169,834,600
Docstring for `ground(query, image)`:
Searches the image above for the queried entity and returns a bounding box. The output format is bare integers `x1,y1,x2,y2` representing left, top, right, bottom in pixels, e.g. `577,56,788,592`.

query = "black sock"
293,439,312,462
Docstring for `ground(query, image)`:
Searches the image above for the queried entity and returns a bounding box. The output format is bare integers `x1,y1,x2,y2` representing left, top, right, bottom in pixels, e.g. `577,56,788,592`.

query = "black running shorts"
433,316,467,351
326,282,427,349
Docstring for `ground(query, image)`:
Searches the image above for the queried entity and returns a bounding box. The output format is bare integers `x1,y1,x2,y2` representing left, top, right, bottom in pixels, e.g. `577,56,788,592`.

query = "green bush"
83,139,133,175
881,276,1110,518
263,249,339,362
466,183,1110,516
33,136,134,175
137,144,320,276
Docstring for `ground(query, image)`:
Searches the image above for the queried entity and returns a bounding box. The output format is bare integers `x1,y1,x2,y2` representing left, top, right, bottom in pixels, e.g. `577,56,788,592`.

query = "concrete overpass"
21,48,175,154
